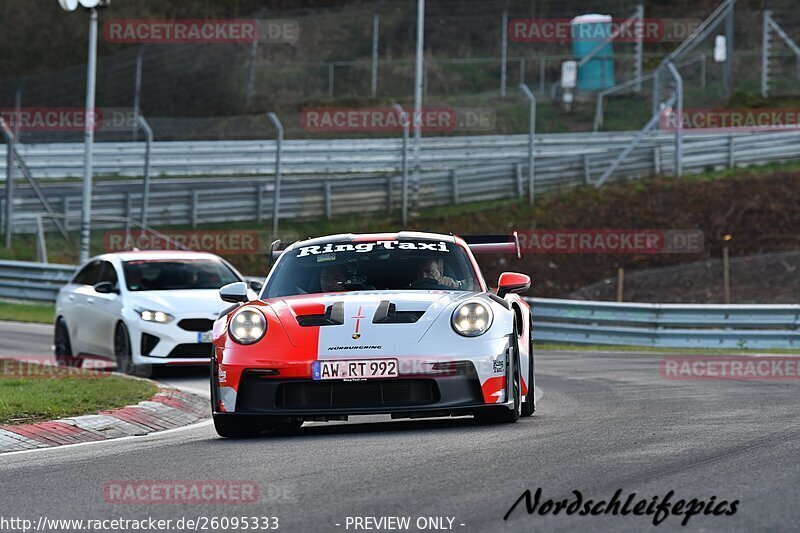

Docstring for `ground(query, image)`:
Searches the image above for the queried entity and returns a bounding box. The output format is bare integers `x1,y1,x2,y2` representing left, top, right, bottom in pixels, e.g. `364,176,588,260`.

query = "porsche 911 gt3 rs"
211,231,534,437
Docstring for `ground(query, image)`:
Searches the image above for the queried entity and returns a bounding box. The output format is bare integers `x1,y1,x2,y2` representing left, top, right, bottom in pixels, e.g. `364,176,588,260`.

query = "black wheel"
54,318,82,368
213,415,302,438
475,338,521,424
521,343,536,417
114,323,151,377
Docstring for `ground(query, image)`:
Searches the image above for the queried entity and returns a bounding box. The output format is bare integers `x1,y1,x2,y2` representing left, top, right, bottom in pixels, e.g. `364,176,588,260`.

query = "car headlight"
451,301,493,337
136,307,174,323
229,307,267,345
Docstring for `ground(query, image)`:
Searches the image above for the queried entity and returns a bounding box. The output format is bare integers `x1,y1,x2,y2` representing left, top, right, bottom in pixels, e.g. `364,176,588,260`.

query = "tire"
114,323,151,377
213,415,302,438
475,337,521,424
521,343,536,417
54,318,82,368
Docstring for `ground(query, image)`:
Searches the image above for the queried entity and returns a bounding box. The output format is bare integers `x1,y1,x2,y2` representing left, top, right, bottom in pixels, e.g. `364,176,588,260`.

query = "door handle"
68,295,75,301
86,297,95,305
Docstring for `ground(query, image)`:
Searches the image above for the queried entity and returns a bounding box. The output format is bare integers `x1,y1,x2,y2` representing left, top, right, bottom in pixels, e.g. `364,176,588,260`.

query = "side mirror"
219,281,249,304
93,281,118,294
247,278,264,292
496,272,531,298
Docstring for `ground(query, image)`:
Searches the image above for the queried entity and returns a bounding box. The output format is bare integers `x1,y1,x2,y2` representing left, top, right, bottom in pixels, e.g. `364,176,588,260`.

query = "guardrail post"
1,118,14,248
728,135,735,168
386,176,393,210
515,163,523,197
125,192,133,223
324,181,332,220
518,83,536,205
450,169,460,204
267,113,283,242
653,146,661,174
583,154,592,184
255,182,263,223
191,190,199,228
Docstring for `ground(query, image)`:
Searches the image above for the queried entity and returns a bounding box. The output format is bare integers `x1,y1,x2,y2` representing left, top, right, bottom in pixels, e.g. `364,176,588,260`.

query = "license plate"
197,331,213,343
313,359,399,380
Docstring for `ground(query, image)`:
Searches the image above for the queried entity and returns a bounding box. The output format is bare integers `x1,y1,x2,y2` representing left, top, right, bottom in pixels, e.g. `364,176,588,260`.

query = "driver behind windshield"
319,265,347,292
413,258,465,290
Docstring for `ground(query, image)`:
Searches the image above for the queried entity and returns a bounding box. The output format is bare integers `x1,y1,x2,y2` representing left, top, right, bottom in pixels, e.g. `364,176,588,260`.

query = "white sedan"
54,250,259,375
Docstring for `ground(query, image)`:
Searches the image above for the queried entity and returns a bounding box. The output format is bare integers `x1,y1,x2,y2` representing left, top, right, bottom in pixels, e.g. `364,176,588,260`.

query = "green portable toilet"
571,14,616,90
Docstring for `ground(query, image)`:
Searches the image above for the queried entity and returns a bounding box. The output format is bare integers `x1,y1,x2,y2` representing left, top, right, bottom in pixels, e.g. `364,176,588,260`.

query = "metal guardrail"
528,297,800,349
5,129,800,233
0,131,743,179
2,258,798,350
0,260,75,302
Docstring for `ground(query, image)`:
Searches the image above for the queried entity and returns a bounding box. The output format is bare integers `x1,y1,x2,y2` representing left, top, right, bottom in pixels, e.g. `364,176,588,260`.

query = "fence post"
519,58,525,84
267,113,283,242
666,62,683,177
392,103,410,226
63,198,71,232
519,83,536,205
1,118,14,248
634,5,644,92
324,181,332,220
135,115,153,228
371,6,381,98
328,63,334,98
450,169,460,204
500,2,508,97
132,45,144,139
36,214,48,264
538,57,545,93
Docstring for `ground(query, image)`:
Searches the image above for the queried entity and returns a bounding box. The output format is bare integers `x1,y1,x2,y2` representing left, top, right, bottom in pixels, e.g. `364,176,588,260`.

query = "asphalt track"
1,321,799,532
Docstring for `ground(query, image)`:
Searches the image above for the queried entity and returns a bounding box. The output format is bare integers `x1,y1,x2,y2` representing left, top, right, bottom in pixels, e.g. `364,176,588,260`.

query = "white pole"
371,6,380,98
412,0,425,211
79,8,98,264
500,3,508,97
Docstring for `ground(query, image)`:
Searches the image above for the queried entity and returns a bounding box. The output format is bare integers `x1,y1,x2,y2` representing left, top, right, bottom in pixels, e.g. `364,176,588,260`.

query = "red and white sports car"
210,231,534,437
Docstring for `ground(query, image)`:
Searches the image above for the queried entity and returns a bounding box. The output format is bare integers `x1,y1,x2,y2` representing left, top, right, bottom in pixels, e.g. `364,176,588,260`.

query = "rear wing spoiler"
461,232,521,258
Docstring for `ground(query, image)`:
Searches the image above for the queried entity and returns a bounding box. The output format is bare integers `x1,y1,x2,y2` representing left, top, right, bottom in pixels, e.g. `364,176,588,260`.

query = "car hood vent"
296,302,344,327
372,300,425,324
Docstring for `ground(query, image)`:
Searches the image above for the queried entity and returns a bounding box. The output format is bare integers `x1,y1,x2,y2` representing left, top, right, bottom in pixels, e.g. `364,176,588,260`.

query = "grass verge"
0,300,55,325
0,360,158,425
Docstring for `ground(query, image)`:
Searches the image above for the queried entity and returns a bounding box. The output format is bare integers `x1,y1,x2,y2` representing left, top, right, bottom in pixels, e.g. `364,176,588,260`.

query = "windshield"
264,240,480,298
122,259,240,291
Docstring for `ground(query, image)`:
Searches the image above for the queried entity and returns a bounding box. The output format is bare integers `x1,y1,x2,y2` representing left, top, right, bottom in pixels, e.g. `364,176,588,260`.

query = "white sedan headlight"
136,307,174,323
229,307,267,345
451,302,493,337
